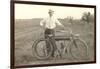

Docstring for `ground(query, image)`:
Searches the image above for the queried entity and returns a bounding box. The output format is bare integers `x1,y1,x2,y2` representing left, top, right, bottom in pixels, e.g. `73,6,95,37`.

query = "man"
40,9,64,57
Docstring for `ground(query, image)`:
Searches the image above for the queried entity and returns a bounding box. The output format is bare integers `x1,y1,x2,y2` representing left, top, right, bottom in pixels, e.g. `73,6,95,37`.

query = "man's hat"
48,9,54,13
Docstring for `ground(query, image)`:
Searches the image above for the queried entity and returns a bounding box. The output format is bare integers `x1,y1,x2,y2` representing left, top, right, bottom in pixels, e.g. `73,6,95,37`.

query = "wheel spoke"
70,39,88,60
32,38,53,59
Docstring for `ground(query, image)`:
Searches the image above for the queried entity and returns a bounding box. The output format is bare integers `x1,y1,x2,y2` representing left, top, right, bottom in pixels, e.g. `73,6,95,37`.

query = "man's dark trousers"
45,28,57,57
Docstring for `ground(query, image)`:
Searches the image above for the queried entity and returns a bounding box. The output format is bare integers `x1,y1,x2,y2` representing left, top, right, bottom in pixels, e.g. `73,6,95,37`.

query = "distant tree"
81,12,94,23
67,16,74,24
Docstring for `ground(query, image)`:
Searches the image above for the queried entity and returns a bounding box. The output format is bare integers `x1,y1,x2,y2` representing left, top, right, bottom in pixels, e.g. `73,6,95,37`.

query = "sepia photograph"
11,1,96,68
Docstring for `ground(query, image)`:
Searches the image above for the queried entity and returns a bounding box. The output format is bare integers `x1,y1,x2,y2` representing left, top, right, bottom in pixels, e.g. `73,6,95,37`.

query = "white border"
0,0,100,69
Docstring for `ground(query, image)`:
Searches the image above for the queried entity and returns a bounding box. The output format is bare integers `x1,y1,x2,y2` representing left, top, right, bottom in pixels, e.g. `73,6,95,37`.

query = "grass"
15,19,95,66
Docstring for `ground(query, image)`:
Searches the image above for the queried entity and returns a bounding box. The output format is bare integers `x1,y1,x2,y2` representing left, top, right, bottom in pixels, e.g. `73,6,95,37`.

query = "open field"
15,18,95,66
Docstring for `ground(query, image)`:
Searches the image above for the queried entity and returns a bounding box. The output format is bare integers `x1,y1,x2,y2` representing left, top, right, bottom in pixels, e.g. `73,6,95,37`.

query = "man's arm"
56,19,64,27
40,18,45,26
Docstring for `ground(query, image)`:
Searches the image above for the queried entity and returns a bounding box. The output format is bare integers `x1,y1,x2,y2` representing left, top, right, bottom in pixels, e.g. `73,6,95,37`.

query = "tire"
32,38,53,60
69,38,89,60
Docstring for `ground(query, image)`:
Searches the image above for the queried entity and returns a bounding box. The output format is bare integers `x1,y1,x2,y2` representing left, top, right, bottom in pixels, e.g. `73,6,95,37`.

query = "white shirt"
40,16,62,29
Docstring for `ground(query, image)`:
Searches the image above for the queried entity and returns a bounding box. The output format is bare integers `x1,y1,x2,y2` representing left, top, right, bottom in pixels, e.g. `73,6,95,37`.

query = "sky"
15,4,94,19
